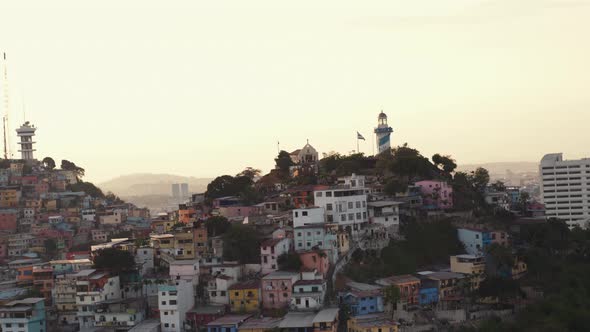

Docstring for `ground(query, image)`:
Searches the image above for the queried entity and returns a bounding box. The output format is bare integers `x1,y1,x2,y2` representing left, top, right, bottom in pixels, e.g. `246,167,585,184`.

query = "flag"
357,132,365,140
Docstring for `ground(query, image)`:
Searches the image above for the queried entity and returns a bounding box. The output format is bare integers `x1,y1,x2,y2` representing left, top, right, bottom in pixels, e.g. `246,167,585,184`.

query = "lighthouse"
374,111,393,154
16,121,36,160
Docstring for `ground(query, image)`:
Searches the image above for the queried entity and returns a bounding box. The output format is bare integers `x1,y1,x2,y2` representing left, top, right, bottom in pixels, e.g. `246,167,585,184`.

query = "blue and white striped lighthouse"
374,111,393,154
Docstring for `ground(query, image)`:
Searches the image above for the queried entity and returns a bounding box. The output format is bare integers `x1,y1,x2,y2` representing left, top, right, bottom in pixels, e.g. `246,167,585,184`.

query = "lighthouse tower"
374,111,393,154
16,121,36,160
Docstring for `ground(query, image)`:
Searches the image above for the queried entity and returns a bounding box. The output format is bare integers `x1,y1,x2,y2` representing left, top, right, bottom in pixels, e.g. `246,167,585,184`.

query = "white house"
260,237,292,275
314,174,368,234
293,207,325,228
159,280,194,332
169,259,200,286
367,200,401,233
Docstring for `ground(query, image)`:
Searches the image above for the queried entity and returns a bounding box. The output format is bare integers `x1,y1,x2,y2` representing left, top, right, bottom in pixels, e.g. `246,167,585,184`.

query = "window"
165,323,169,327
235,292,239,296
302,211,308,216
170,300,177,305
221,291,226,296
295,212,299,218
348,202,354,209
283,292,288,298
316,192,323,197
341,215,346,222
326,203,333,211
356,212,361,220
327,215,333,222
348,213,354,220
161,301,166,305
356,201,361,208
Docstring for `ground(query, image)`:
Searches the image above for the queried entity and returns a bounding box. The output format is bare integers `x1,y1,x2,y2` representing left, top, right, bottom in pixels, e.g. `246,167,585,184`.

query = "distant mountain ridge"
457,161,538,175
98,173,213,197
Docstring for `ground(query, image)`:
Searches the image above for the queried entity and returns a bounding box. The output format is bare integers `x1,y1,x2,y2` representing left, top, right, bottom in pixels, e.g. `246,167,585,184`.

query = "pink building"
261,271,300,310
299,251,330,278
261,237,292,275
415,180,453,210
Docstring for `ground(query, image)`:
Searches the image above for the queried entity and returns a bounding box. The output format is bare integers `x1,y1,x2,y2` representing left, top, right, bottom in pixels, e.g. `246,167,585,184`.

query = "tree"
277,253,302,271
490,180,506,192
205,175,255,201
204,216,232,237
470,167,490,193
222,224,261,264
485,243,515,278
432,154,457,175
67,182,105,198
105,192,125,205
42,157,56,170
93,248,136,272
275,150,293,177
60,159,85,179
383,285,401,318
390,144,436,179
237,167,261,180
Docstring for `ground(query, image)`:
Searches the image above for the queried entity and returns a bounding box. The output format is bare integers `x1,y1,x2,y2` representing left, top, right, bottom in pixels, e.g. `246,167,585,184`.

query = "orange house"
376,274,420,305
298,250,330,278
16,265,35,282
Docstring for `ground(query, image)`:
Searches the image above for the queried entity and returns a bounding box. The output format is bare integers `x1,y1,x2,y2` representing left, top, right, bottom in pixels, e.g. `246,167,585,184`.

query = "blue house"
0,298,46,332
340,289,384,316
418,278,439,305
457,228,492,255
206,314,251,332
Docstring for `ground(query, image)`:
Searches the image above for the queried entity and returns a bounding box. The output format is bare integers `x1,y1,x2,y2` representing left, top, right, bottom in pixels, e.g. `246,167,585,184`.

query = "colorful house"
312,308,339,332
260,237,292,275
228,280,261,313
298,250,330,278
339,288,384,316
414,180,453,210
185,305,226,331
376,275,420,305
261,271,300,310
206,314,251,332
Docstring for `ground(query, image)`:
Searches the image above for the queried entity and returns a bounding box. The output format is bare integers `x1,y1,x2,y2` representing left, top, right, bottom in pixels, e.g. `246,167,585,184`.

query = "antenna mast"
2,53,11,159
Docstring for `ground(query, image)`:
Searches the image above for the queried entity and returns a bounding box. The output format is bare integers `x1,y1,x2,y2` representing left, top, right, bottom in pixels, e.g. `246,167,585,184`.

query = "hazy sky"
1,0,589,183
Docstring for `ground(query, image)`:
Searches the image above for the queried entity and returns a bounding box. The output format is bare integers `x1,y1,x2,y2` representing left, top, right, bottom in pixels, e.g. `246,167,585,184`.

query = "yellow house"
450,254,486,290
173,232,195,259
0,188,20,208
348,314,398,332
150,234,175,250
229,280,261,313
312,308,339,332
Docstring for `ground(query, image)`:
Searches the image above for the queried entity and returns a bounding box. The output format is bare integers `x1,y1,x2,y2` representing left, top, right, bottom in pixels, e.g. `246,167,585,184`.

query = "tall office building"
540,153,590,228
180,183,189,198
171,183,180,199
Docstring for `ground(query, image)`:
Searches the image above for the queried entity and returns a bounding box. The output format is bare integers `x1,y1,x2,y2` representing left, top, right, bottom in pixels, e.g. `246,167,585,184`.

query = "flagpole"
356,135,359,154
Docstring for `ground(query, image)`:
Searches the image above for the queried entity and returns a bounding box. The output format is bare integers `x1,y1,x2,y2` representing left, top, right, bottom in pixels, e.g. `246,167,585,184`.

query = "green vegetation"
42,156,56,170
345,219,464,282
319,153,373,177
222,224,261,264
205,174,262,205
277,253,302,271
275,150,294,178
204,216,231,237
61,159,85,179
67,181,105,198
93,248,136,272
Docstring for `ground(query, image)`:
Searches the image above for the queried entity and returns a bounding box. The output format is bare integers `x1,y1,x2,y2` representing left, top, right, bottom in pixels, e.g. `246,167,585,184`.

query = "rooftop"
294,279,325,286
376,274,420,286
424,271,465,280
228,280,260,290
239,317,282,330
279,312,316,328
312,308,339,323
187,305,225,315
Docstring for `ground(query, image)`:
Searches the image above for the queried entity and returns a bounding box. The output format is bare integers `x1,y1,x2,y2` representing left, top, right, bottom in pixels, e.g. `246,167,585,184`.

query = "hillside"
98,173,213,197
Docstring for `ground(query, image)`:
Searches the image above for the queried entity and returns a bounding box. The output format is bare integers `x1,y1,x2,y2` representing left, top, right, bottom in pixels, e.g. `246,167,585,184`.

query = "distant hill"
457,162,538,176
98,173,213,197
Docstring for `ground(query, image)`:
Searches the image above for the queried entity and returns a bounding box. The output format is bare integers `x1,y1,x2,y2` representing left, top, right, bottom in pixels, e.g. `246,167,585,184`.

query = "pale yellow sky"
1,0,589,182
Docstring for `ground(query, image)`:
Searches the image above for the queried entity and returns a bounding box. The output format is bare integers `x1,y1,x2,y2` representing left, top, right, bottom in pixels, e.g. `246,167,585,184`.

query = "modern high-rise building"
171,183,180,199
180,183,189,198
15,121,36,160
540,153,590,228
374,112,393,154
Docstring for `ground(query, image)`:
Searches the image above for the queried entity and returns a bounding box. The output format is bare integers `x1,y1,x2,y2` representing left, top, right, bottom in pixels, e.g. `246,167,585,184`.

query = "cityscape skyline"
1,0,589,183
